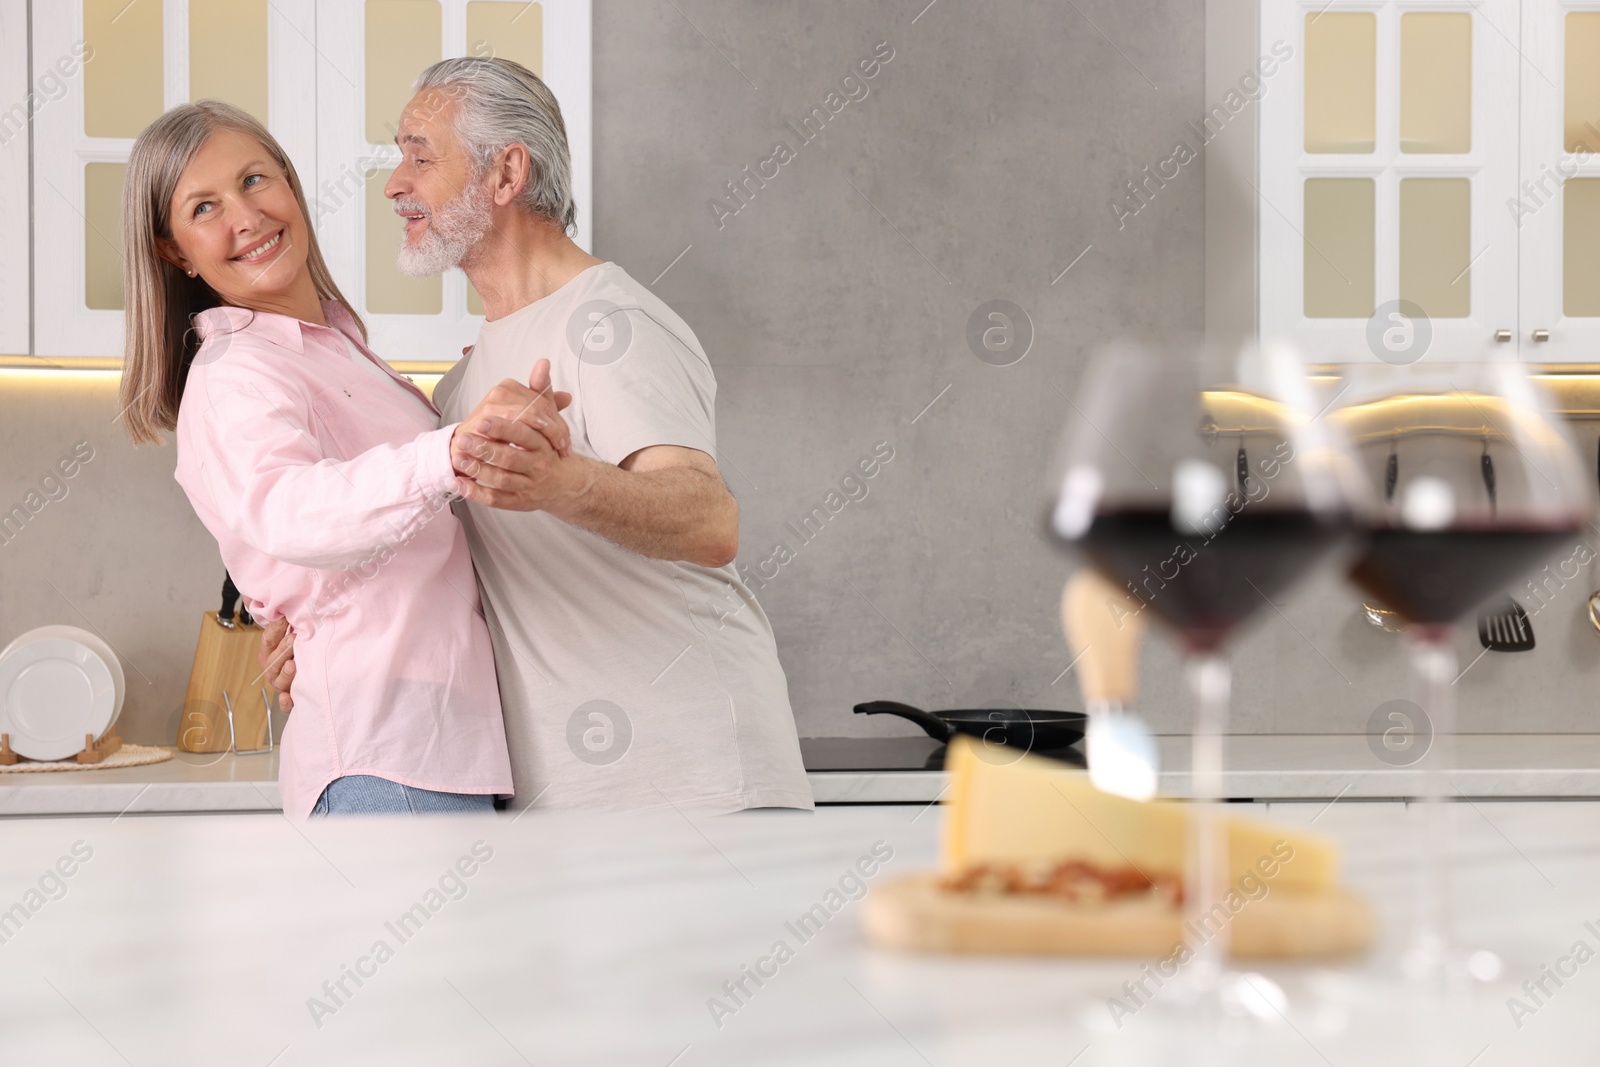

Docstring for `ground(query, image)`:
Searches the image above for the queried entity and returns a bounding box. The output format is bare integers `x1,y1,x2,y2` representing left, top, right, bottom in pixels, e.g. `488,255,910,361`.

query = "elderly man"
264,57,811,814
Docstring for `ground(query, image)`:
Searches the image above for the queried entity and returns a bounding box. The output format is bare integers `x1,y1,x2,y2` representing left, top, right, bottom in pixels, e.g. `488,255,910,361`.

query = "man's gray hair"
414,57,576,233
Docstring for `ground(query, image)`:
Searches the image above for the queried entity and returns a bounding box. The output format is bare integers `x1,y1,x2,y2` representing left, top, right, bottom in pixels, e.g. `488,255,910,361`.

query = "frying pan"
853,700,1087,751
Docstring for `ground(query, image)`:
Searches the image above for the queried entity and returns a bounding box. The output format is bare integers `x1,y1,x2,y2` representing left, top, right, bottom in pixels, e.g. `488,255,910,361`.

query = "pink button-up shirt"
173,301,513,818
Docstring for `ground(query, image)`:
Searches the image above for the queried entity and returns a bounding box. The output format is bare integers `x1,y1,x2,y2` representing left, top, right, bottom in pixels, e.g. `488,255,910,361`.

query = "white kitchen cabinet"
1517,3,1600,361
0,0,27,356
1257,0,1522,363
1228,0,1600,364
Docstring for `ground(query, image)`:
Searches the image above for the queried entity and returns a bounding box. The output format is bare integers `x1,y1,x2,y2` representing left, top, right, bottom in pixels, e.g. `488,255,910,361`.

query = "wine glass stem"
1411,628,1457,972
1185,652,1231,989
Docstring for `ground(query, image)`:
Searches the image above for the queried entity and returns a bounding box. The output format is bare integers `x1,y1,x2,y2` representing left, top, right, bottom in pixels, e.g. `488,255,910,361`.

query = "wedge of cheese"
942,737,1337,894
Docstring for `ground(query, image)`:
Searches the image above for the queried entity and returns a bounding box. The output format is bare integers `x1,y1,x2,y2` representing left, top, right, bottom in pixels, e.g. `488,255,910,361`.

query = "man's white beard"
396,180,492,276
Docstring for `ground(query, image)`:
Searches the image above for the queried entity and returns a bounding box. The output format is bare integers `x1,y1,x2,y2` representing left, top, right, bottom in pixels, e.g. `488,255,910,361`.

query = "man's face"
384,88,493,276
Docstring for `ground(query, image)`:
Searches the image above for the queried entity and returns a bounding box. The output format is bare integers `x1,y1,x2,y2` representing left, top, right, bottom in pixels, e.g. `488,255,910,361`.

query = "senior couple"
119,58,811,817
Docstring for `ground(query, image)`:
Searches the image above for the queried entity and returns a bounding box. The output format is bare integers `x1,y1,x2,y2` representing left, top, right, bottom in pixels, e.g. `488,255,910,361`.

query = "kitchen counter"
2,802,1596,1065
0,746,286,816
810,733,1600,803
8,733,1600,814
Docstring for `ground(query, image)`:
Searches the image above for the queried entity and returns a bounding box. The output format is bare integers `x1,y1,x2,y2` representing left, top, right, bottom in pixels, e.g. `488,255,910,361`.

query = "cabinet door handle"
1495,329,1512,342
1533,329,1551,342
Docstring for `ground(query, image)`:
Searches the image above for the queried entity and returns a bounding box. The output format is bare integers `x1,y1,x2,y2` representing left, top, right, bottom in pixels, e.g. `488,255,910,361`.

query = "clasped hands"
262,357,578,713
448,356,581,513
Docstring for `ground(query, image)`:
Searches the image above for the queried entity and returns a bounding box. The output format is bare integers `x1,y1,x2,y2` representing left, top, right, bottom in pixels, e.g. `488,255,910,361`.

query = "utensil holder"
178,611,275,754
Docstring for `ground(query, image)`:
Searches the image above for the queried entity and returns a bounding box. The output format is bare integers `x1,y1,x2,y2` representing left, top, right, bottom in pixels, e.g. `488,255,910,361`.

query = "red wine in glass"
1349,526,1578,625
1073,507,1352,653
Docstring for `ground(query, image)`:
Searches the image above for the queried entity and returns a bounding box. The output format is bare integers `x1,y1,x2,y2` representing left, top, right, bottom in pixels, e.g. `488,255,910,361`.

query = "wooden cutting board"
862,873,1373,959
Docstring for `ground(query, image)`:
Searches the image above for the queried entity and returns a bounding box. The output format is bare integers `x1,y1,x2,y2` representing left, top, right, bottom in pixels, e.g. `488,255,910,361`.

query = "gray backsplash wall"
2,1,1595,747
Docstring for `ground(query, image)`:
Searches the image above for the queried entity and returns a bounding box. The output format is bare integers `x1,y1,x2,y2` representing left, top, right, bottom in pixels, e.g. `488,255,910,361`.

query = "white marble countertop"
2,802,1597,1065
806,733,1600,803
0,746,286,816
7,734,1600,814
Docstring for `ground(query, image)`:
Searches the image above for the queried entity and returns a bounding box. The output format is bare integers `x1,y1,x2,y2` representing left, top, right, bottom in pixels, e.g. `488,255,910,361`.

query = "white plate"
0,625,125,727
0,638,117,760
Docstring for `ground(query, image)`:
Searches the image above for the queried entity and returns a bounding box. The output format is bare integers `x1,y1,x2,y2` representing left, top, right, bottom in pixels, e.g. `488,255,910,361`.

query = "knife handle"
219,573,252,628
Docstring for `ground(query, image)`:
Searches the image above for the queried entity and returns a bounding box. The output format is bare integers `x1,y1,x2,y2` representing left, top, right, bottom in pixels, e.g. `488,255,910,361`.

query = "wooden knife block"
178,611,271,753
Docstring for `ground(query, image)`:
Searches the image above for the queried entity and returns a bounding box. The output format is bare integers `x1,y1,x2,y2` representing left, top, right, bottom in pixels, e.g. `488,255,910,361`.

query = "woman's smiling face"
160,126,315,315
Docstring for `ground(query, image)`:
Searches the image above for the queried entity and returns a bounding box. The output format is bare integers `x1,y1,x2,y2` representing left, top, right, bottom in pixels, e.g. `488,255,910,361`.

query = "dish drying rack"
0,727,123,765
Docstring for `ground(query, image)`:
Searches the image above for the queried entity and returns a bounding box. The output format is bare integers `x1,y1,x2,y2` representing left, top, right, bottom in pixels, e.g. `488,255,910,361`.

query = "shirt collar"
192,300,355,356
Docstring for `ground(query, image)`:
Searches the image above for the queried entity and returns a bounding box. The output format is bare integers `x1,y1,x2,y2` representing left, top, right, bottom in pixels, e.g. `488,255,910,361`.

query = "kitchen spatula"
1362,445,1405,633
1477,451,1536,652
1061,570,1158,800
1478,596,1535,652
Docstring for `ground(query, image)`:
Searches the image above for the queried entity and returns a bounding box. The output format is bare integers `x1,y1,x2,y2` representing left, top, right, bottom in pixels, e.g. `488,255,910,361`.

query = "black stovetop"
799,736,1087,772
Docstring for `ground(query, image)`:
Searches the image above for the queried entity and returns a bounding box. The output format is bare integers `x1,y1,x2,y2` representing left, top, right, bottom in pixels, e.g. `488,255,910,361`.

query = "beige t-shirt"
434,262,813,813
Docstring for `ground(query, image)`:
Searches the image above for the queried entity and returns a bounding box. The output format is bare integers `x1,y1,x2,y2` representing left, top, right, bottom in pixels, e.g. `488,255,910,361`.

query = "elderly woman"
117,100,567,817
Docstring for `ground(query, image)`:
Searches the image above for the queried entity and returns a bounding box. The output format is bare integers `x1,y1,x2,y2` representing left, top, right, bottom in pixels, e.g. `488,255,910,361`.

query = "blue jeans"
310,775,496,816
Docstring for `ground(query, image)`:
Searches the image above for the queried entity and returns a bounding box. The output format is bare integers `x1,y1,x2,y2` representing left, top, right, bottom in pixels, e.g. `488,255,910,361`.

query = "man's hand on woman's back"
259,617,296,713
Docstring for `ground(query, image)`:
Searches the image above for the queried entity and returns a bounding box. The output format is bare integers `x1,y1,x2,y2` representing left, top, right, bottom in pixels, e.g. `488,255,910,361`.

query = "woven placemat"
0,744,174,773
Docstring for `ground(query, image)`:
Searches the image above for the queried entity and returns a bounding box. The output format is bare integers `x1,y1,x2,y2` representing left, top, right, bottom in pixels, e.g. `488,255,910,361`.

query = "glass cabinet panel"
83,0,163,138
467,2,543,76
1304,178,1375,317
1565,13,1600,152
1400,13,1471,154
365,0,442,145
1399,178,1471,318
84,162,125,310
1565,179,1600,318
190,0,269,121
1305,13,1376,153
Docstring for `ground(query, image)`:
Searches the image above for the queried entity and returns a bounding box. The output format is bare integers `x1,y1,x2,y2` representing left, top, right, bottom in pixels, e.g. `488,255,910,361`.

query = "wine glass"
1048,340,1360,1014
1331,362,1592,988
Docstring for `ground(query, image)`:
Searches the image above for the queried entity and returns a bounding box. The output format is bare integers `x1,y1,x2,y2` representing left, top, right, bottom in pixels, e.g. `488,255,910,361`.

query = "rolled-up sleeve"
177,367,461,571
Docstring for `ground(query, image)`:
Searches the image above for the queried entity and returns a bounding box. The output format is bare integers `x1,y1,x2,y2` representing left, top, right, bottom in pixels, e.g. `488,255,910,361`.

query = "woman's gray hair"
414,57,576,233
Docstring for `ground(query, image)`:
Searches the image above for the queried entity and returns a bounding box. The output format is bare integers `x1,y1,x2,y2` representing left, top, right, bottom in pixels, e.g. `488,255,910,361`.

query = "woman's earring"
187,270,196,278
